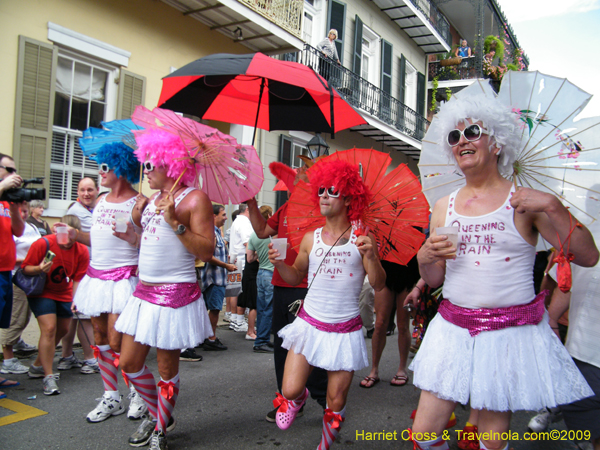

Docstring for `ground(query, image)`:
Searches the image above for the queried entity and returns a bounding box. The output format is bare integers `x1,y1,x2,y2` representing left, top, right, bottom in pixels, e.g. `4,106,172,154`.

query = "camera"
0,177,46,203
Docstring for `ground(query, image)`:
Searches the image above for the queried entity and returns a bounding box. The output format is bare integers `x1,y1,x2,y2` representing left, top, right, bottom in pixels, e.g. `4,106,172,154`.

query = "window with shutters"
49,52,117,211
361,26,379,85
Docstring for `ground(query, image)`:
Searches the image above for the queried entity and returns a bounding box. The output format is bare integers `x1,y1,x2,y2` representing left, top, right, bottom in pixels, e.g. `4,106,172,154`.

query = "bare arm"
246,197,276,238
208,256,236,272
131,194,149,227
417,197,452,288
269,231,312,286
546,278,569,339
53,222,91,247
10,202,24,237
246,247,258,263
358,233,386,291
159,190,215,262
512,188,599,267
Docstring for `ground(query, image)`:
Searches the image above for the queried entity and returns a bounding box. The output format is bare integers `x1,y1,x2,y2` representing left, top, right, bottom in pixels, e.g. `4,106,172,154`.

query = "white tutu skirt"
114,294,212,350
74,275,138,317
409,312,594,411
279,317,368,372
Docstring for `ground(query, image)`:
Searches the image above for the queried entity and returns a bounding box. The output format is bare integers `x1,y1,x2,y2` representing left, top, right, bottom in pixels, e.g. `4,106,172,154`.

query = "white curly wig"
433,93,524,177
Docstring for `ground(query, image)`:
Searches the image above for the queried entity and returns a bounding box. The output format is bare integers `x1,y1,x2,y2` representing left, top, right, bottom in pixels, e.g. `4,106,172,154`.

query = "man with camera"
0,153,25,396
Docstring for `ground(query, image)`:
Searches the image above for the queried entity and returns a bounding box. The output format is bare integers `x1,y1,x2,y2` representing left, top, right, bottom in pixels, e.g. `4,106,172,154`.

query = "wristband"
414,285,422,293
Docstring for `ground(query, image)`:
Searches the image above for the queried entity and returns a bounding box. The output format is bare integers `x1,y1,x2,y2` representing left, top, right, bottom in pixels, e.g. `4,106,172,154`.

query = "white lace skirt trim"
73,275,138,316
409,313,594,411
278,317,368,372
114,294,212,350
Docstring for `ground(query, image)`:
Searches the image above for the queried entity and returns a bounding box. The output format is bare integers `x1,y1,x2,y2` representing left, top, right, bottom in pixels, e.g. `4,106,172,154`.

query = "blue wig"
93,142,141,185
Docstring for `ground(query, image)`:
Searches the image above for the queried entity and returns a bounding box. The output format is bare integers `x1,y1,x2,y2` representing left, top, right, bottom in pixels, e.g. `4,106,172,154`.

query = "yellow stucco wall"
0,0,244,153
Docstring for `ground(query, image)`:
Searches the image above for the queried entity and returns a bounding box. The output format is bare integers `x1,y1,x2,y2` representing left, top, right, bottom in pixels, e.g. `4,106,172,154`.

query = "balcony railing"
238,0,303,38
277,45,429,142
410,0,451,47
428,56,478,81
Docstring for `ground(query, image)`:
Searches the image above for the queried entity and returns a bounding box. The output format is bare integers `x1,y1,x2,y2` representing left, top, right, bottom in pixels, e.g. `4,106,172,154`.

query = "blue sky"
499,0,600,118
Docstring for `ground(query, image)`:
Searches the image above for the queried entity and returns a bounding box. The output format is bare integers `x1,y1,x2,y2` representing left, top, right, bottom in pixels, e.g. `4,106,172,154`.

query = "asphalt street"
0,320,585,450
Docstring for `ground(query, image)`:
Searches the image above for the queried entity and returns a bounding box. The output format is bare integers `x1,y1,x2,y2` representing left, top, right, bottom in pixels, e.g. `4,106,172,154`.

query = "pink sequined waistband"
87,265,138,281
438,290,548,337
298,307,363,333
133,282,201,309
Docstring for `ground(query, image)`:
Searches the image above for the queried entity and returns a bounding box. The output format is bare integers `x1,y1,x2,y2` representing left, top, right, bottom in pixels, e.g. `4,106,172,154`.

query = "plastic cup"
435,226,459,257
270,237,288,260
114,212,129,233
56,226,69,245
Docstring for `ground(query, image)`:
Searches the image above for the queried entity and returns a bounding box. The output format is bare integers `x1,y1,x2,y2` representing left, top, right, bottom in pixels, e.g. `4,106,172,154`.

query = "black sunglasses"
447,124,489,147
0,165,17,174
143,161,155,172
318,186,340,198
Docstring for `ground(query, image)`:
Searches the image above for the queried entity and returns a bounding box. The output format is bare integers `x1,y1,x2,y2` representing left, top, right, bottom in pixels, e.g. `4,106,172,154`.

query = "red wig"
308,159,371,222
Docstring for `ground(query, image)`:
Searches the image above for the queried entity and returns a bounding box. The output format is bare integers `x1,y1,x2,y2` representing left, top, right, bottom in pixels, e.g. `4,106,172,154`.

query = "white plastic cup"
435,226,459,257
270,237,288,260
114,212,129,233
56,226,69,245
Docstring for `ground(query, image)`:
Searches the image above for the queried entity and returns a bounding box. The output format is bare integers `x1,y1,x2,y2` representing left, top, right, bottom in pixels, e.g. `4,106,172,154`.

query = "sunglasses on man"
0,165,17,174
447,124,489,147
317,186,340,198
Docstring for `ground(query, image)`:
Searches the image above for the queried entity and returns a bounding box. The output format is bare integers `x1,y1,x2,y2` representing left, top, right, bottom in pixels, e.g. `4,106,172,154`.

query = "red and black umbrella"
158,53,366,143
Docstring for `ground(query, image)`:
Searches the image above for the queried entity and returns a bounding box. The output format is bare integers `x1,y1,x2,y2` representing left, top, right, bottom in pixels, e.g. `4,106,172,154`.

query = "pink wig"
309,159,371,222
134,129,198,187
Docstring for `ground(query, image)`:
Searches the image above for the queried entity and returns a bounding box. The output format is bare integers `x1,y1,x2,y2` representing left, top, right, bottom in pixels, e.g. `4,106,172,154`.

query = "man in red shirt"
0,153,25,396
247,163,328,422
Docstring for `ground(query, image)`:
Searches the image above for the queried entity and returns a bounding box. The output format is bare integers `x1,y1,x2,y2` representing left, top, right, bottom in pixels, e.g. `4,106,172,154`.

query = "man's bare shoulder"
177,188,210,211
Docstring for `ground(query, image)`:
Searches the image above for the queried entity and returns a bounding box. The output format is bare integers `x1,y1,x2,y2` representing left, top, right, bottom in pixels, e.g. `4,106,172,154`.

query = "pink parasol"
132,106,264,205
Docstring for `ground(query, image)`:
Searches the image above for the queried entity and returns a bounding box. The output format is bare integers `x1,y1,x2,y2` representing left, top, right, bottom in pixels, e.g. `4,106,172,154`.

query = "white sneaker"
80,359,100,374
1,358,29,374
13,339,37,352
223,312,232,323
127,387,148,420
234,321,249,332
86,393,126,423
528,407,562,432
57,354,83,370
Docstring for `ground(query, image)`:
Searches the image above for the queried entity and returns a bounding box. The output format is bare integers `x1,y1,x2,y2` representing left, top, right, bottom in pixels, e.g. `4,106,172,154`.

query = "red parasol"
286,149,430,265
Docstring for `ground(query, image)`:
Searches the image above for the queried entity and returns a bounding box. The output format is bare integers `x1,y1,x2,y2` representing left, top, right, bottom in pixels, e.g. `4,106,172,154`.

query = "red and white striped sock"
317,406,346,450
125,366,158,420
97,345,119,396
156,374,180,432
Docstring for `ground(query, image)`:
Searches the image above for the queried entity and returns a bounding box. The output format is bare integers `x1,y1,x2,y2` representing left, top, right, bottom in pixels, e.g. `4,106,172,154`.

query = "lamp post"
306,133,330,160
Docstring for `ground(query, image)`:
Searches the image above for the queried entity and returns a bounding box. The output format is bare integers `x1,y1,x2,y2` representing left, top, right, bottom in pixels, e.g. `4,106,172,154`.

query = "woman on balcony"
316,29,341,82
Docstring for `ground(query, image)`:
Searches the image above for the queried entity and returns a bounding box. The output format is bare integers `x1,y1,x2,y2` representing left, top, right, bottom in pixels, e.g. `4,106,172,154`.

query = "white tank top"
443,187,536,308
303,228,365,323
139,188,197,283
90,195,139,270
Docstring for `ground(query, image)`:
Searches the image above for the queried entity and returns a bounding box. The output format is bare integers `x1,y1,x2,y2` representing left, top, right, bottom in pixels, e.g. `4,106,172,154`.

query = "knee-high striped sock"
318,406,346,450
95,345,119,397
156,373,180,432
413,433,449,450
125,366,158,420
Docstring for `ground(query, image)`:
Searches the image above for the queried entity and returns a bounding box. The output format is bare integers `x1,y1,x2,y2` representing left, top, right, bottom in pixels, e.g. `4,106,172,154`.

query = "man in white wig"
410,93,598,450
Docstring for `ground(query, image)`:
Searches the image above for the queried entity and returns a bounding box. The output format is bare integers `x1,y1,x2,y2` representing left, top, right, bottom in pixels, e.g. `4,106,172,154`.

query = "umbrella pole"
252,79,266,147
138,164,144,194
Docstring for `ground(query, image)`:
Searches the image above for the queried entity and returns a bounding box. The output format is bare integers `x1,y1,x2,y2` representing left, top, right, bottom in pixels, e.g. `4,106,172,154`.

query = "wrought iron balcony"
237,0,303,38
278,45,429,142
428,56,478,81
410,0,451,46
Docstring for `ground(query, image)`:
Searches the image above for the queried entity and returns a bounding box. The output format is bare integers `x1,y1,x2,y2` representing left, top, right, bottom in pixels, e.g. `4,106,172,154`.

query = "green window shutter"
13,36,58,202
327,0,346,65
381,40,392,95
379,39,393,122
397,55,406,127
117,69,146,120
417,72,426,116
276,134,293,211
398,55,406,104
352,15,363,75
